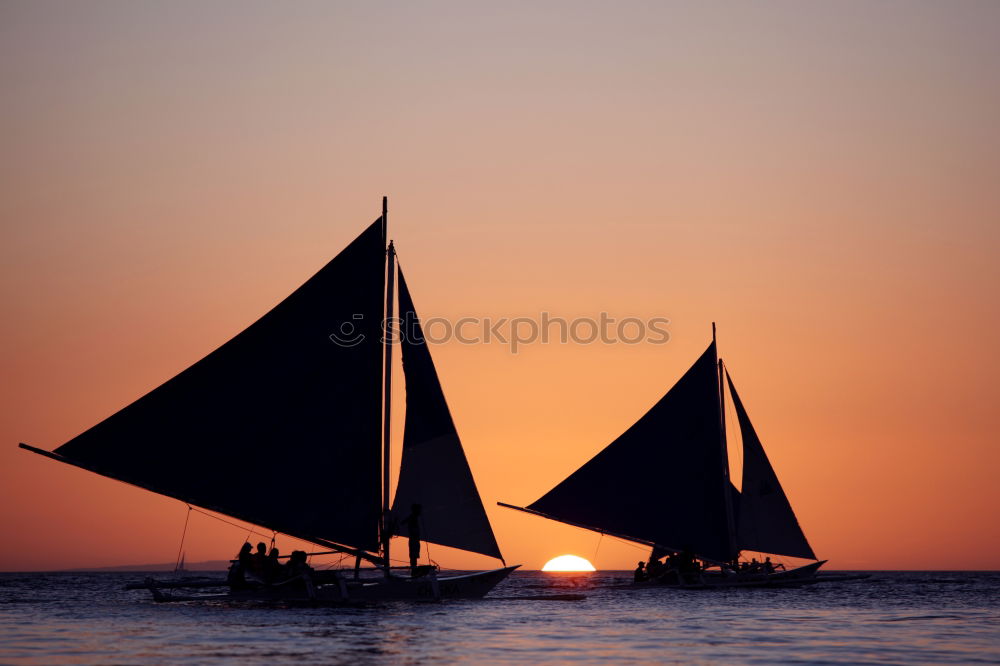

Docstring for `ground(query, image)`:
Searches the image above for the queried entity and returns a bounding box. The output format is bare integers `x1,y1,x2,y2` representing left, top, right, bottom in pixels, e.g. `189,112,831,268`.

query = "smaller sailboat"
501,326,827,589
21,198,517,602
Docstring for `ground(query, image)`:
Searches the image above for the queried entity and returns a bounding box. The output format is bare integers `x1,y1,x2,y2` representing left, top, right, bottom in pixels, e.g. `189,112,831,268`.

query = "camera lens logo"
329,314,365,347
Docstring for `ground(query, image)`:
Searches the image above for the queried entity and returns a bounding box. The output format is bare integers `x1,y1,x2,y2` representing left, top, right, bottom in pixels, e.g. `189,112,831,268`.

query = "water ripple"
0,571,998,663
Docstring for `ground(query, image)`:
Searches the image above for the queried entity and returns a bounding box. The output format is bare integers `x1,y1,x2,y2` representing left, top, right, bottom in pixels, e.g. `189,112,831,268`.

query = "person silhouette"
646,556,663,579
284,550,312,576
238,542,253,566
266,547,281,582
404,503,423,575
251,542,268,578
227,542,254,589
282,550,314,592
633,561,647,583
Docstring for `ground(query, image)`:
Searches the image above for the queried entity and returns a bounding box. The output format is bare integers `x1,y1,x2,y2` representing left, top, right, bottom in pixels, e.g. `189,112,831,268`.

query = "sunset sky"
2,1,998,571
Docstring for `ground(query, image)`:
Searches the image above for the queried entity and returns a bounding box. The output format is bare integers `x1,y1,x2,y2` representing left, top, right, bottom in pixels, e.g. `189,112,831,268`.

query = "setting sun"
541,555,596,572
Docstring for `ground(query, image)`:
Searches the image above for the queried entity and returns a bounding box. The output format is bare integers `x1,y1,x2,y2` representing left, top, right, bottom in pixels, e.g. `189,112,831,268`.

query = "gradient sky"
2,1,998,571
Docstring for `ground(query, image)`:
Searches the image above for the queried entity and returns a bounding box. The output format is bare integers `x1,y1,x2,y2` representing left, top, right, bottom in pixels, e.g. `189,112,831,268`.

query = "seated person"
283,550,314,579
265,547,281,583
250,542,268,578
227,543,254,589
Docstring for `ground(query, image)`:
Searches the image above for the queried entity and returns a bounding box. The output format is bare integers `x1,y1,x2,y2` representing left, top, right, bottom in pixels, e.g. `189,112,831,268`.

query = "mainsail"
526,342,737,563
726,370,816,560
390,268,503,561
27,221,386,552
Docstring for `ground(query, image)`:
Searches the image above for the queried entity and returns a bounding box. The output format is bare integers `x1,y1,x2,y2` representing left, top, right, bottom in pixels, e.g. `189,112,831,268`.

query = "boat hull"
636,561,827,589
137,566,520,603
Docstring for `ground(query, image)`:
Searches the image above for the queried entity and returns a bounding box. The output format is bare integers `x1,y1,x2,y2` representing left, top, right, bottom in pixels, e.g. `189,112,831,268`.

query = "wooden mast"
381,196,395,576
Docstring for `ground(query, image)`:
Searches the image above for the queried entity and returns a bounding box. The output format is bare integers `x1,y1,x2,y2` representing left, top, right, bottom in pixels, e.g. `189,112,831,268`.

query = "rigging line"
600,533,652,552
592,532,604,565
174,504,192,572
186,505,273,541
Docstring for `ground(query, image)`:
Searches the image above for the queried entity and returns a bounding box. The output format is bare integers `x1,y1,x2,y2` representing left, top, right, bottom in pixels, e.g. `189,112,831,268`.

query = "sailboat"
20,198,518,601
501,326,827,589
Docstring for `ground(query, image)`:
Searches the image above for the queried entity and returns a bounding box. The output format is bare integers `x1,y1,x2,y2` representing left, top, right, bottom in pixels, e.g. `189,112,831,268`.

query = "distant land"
63,560,229,572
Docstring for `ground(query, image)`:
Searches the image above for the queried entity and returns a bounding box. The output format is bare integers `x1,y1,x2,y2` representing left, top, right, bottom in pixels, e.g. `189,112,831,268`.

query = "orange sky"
2,1,999,571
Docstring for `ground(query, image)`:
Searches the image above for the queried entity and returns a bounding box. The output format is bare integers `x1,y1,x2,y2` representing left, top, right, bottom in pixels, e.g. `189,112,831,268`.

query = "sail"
527,342,736,563
729,480,741,530
390,268,503,561
726,371,816,560
48,220,387,552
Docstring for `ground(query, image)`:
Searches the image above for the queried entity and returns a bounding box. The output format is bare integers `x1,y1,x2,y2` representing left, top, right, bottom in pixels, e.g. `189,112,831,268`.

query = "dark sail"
390,268,503,561
726,371,816,560
47,220,386,552
729,481,741,531
528,342,736,563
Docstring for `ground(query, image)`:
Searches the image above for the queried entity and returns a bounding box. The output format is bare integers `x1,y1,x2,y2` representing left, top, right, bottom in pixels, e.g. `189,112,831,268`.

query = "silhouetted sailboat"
501,326,826,588
20,198,517,601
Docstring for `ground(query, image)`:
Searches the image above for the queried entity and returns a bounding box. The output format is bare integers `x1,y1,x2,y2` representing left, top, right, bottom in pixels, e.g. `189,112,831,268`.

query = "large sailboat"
501,327,826,589
20,199,517,601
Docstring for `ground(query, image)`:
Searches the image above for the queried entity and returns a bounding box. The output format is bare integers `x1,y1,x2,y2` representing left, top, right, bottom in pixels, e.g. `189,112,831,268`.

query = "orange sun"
541,554,596,572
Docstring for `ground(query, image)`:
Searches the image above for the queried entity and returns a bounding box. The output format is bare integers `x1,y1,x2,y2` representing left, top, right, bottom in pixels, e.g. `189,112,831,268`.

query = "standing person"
403,503,423,575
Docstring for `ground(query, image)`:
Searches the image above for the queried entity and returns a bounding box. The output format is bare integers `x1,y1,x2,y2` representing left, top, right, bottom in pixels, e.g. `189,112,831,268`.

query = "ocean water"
0,571,997,664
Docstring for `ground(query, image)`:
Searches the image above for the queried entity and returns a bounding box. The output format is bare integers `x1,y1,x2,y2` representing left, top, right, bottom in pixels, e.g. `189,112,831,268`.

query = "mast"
715,323,738,561
381,196,394,575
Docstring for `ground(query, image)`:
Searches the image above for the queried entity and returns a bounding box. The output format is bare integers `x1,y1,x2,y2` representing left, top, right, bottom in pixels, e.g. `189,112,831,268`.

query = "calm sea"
1,571,997,664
